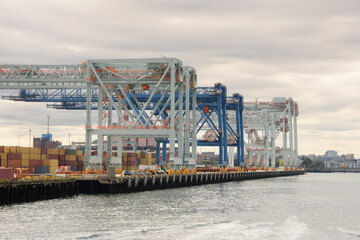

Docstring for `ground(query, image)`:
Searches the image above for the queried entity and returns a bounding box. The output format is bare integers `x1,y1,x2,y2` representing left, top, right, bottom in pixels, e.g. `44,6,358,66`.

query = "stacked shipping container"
0,146,85,174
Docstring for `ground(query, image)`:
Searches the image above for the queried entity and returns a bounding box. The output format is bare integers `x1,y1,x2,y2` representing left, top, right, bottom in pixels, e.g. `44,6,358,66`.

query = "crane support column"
271,113,276,168
294,104,299,167
264,110,270,168
288,99,294,167
283,117,288,168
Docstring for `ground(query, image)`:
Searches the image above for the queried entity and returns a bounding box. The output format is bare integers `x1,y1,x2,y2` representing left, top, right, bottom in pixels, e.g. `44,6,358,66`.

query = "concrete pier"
0,171,305,205
77,170,305,194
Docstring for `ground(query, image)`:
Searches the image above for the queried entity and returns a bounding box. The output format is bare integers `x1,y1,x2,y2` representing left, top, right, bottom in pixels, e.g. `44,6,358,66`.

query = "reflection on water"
1,173,360,239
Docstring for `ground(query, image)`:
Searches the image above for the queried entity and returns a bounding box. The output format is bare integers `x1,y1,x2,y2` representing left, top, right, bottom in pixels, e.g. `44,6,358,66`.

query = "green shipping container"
65,149,77,155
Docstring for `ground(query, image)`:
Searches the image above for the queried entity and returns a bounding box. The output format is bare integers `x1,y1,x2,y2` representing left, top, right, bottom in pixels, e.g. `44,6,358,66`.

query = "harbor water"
1,173,360,239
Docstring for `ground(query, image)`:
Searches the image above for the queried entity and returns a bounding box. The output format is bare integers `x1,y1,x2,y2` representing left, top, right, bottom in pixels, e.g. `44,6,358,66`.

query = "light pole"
69,134,71,146
47,116,50,141
47,115,52,148
29,130,32,148
29,130,32,161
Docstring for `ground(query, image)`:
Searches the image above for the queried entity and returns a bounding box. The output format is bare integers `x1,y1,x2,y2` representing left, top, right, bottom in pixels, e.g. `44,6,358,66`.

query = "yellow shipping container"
3,147,10,153
48,148,59,155
21,154,30,160
48,159,59,167
76,150,83,156
49,166,58,173
21,159,29,167
31,148,41,155
58,149,65,155
29,154,41,160
41,154,47,160
0,153,7,167
17,147,41,154
0,153,7,161
65,155,76,161
10,147,17,153
16,147,28,154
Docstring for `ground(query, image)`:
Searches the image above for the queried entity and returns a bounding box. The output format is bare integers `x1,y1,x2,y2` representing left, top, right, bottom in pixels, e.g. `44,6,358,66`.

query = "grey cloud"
0,0,359,155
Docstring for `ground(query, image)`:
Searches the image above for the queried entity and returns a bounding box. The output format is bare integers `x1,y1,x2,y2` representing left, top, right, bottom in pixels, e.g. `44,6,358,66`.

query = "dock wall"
0,180,78,205
78,170,305,194
0,171,304,205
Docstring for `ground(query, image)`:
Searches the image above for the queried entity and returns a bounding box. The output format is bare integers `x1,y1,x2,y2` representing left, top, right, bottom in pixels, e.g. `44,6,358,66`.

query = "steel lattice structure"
2,82,246,167
0,58,198,169
3,59,302,170
243,97,299,168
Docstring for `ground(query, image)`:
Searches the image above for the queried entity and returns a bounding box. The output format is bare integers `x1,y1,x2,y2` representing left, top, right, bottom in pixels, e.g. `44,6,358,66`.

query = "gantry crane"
0,58,198,169
2,81,245,167
243,97,299,168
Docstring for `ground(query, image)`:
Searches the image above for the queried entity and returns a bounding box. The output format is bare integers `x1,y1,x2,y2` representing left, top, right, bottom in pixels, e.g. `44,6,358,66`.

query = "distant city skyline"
0,0,359,158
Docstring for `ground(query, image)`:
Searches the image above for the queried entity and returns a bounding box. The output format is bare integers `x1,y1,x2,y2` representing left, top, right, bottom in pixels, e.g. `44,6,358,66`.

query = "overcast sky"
0,0,359,157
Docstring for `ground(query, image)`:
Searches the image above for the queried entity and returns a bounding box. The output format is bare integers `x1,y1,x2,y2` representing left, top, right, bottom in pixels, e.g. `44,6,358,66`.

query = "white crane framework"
243,97,299,168
0,58,197,169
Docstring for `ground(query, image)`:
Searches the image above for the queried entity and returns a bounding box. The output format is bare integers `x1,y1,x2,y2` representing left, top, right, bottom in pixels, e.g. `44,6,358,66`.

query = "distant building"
33,135,61,149
325,150,337,159
325,159,359,168
197,152,217,165
345,154,355,160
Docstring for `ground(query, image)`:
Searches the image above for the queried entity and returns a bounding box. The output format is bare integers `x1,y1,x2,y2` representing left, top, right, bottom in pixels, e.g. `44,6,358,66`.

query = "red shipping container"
0,146,4,153
29,159,43,167
8,153,21,160
66,161,76,167
29,167,36,174
77,161,83,170
7,159,21,167
59,159,66,166
0,168,14,180
59,155,66,161
48,154,59,159
41,148,47,154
